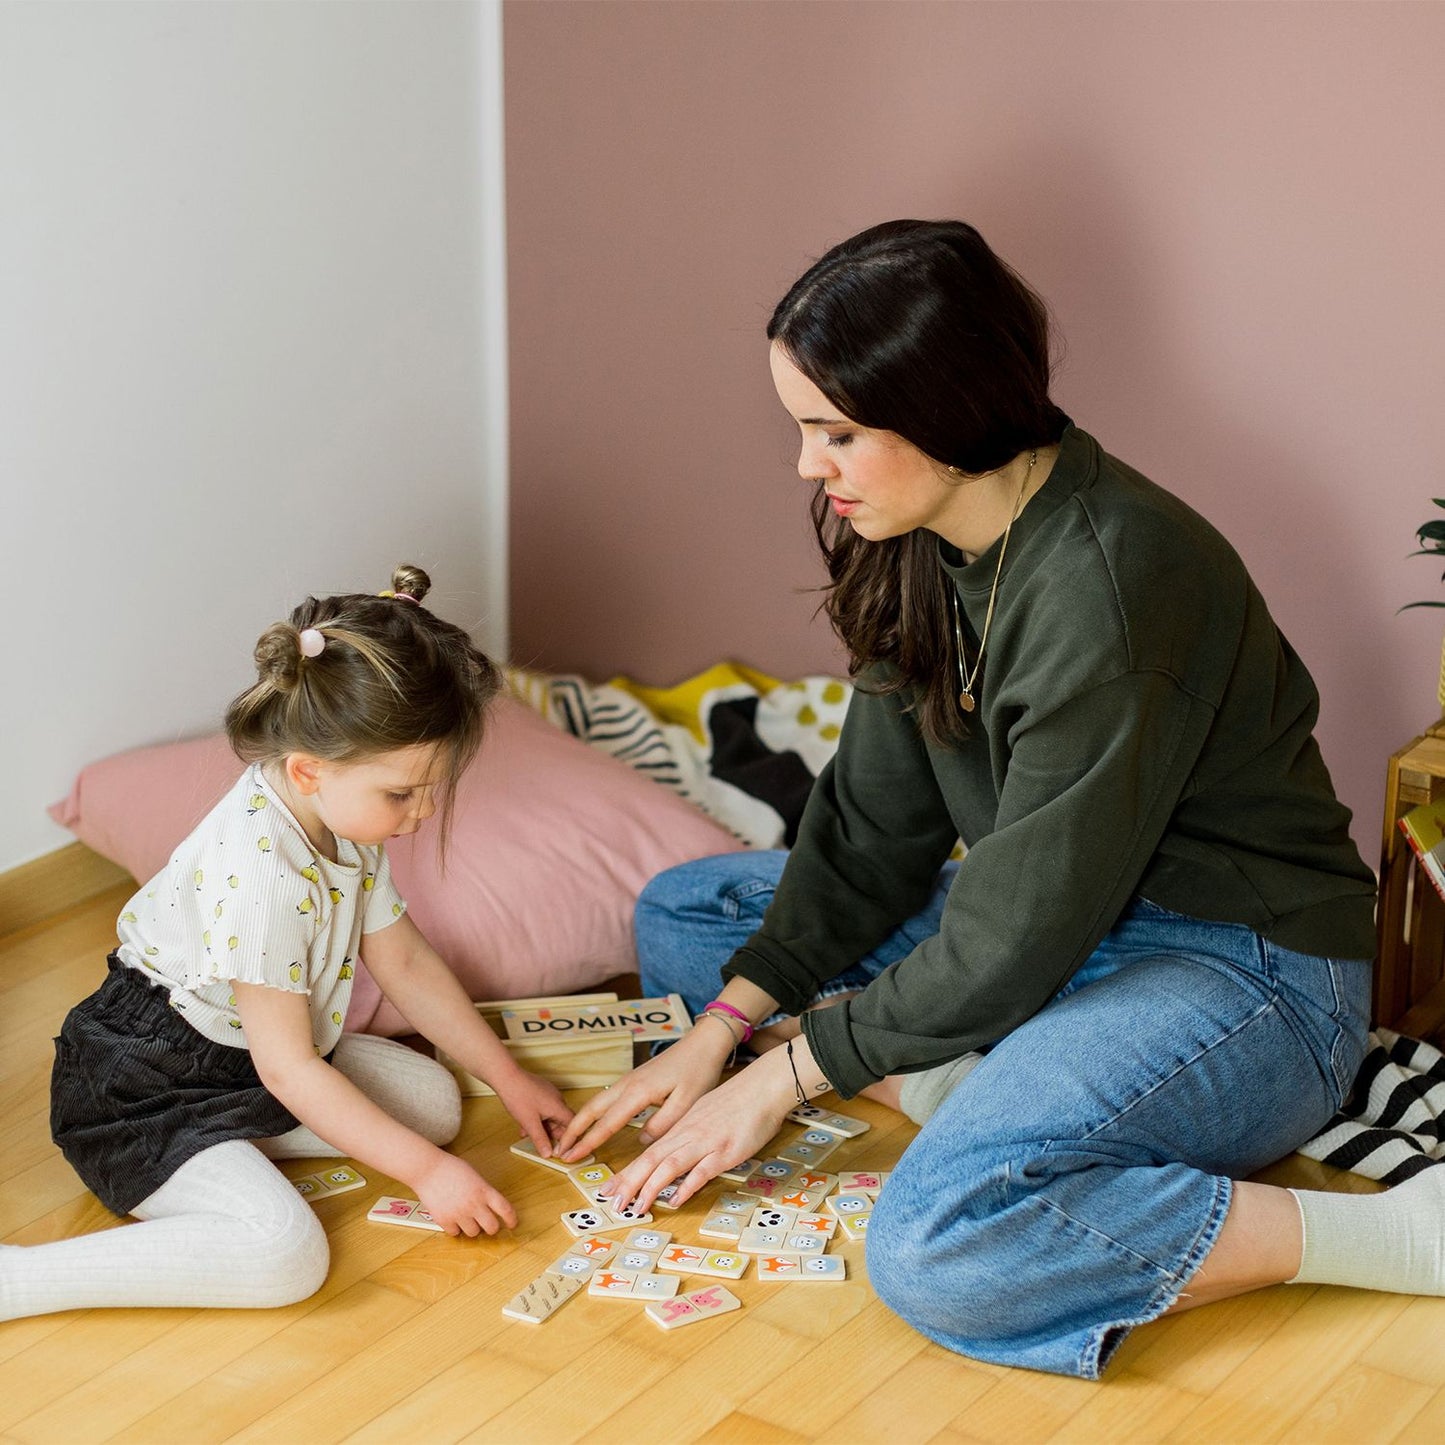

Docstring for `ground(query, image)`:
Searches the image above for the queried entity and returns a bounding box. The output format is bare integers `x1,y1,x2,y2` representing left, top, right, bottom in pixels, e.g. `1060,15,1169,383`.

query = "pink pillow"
48,697,743,1034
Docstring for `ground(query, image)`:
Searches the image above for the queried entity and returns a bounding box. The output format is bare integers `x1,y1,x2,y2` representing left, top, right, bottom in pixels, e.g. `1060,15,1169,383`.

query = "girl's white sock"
1290,1166,1445,1294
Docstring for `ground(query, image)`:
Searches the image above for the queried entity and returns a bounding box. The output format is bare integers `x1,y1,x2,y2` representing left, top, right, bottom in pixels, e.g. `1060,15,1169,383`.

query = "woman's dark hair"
224,564,501,853
768,219,1069,744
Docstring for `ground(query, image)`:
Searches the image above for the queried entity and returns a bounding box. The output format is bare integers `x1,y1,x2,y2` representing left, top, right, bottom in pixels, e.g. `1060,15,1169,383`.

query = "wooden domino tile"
587,1268,681,1301
838,1212,871,1243
546,1251,602,1281
588,1268,646,1299
826,1192,873,1220
738,1227,791,1255
645,1284,742,1331
567,1162,615,1199
757,1254,847,1283
511,1138,593,1172
502,1272,583,1324
797,1109,861,1132
790,1212,838,1240
293,1165,366,1201
776,1134,841,1167
784,1104,832,1126
652,1177,687,1210
560,1208,613,1237
314,1164,366,1195
656,1243,709,1274
603,1201,655,1226
713,1192,756,1215
699,1212,744,1241
694,1250,748,1280
780,1230,827,1256
566,1235,618,1262
717,1157,762,1182
837,1169,888,1195
366,1196,443,1231
624,1228,673,1252
748,1205,798,1230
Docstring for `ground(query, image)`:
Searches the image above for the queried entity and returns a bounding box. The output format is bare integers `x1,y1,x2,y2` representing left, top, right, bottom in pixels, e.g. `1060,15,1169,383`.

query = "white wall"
0,0,509,873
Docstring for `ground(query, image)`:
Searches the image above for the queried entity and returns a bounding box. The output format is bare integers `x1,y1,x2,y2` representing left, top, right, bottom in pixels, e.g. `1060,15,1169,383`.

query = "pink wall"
504,0,1445,863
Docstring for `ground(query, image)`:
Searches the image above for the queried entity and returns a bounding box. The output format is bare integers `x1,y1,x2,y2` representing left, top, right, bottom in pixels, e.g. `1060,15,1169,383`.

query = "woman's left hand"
495,1069,575,1157
601,1049,796,1213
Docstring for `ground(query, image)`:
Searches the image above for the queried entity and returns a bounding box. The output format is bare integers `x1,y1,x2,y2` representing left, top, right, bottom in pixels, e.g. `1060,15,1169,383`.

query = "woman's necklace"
951,450,1037,714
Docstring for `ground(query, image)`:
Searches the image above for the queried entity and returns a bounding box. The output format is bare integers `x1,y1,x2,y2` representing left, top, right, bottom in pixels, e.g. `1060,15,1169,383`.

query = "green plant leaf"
1399,600,1445,611
1417,521,1445,542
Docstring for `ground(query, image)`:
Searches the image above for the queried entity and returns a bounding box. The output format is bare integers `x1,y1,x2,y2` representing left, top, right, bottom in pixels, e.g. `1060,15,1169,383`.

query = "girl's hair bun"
252,622,308,693
389,563,432,605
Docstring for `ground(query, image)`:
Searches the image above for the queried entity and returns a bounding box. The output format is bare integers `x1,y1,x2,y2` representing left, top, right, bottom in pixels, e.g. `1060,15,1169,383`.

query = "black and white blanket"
1299,1028,1445,1183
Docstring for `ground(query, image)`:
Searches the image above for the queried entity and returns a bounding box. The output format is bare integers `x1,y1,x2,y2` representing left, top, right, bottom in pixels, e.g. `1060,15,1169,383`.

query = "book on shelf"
1399,799,1445,904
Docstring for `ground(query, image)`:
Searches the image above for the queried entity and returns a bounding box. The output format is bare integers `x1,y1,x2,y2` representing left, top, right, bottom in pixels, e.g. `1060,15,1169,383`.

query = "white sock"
1290,1166,1445,1294
897,1051,984,1125
0,1140,328,1321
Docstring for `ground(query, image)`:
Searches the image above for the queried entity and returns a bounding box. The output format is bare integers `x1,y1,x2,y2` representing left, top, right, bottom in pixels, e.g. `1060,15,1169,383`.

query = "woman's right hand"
411,1149,517,1237
556,1014,738,1162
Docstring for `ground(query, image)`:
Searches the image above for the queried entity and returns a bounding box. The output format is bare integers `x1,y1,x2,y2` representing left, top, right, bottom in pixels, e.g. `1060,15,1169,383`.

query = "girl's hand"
494,1069,574,1158
599,1053,796,1214
412,1150,517,1237
556,1016,737,1162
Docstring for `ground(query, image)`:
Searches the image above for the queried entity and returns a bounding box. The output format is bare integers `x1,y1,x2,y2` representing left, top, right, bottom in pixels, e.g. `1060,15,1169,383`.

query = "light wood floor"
4,886,1445,1444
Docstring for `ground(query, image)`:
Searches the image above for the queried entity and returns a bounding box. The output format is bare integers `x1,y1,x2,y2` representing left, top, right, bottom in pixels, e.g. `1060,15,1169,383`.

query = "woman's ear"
284,753,325,796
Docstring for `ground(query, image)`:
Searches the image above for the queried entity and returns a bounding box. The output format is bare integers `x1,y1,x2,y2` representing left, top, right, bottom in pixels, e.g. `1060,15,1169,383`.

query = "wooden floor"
4,886,1445,1444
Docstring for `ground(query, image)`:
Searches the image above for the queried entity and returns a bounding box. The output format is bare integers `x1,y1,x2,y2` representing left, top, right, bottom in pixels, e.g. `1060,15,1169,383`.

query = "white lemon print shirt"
115,764,406,1052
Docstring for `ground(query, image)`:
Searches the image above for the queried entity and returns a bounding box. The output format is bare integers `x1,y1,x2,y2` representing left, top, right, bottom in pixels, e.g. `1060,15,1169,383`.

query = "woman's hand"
598,1048,798,1213
556,1014,738,1162
493,1068,574,1158
411,1149,517,1237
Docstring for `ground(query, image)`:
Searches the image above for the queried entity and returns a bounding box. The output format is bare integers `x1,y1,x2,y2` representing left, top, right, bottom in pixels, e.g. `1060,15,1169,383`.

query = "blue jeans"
635,851,1371,1379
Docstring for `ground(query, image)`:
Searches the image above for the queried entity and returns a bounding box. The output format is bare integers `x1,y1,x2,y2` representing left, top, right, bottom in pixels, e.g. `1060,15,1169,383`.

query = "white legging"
0,1034,462,1321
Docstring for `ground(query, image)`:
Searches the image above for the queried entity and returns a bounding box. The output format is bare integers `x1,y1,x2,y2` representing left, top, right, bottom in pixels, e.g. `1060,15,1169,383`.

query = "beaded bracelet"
701,999,754,1045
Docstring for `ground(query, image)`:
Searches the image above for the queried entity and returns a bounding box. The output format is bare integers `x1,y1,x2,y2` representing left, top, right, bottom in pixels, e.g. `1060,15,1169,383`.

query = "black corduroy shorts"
50,954,301,1216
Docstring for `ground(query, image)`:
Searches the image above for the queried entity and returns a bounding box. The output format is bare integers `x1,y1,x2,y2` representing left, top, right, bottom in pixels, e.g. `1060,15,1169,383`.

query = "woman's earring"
948,465,962,475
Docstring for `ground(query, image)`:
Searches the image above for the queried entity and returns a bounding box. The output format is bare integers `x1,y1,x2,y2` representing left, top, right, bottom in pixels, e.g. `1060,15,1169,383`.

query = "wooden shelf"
1375,721,1445,1041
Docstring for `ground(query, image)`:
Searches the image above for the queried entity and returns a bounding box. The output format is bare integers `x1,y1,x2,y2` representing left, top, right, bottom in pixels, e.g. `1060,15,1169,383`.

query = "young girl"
557,221,1443,1379
2,565,571,1321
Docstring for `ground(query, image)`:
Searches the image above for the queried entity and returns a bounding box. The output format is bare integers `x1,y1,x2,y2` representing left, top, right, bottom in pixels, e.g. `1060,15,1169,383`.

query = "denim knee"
634,852,788,1005
866,1158,1009,1343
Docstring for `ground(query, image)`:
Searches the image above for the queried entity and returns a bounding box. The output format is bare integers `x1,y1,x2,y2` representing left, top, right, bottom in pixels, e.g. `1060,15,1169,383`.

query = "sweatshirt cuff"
800,998,879,1101
721,945,818,1018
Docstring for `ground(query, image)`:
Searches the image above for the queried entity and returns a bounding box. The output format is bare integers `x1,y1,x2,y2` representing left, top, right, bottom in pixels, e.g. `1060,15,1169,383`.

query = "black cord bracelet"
785,1037,808,1107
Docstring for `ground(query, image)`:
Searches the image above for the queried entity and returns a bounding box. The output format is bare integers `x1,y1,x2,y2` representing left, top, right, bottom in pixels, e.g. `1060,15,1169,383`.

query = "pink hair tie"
298,628,326,658
378,590,420,604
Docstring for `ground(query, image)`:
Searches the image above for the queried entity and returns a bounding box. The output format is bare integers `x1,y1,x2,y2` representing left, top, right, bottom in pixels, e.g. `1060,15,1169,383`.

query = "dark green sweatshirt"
723,426,1377,1098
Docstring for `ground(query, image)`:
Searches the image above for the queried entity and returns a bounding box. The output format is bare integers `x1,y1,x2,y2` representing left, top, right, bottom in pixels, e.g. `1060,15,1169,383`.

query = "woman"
558,220,1433,1379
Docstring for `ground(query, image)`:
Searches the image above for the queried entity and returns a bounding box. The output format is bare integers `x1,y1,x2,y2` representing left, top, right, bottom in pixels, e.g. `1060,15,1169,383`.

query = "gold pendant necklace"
952,450,1036,714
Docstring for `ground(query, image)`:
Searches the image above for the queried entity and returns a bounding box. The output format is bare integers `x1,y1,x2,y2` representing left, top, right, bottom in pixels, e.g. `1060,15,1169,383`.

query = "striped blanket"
1298,1029,1445,1183
504,661,852,849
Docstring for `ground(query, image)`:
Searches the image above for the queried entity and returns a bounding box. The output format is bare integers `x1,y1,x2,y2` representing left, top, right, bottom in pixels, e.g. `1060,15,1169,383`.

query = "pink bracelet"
701,999,754,1045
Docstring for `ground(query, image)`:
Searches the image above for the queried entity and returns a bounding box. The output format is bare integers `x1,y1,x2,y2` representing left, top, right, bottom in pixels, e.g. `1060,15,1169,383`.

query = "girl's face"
769,342,957,543
286,743,448,850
